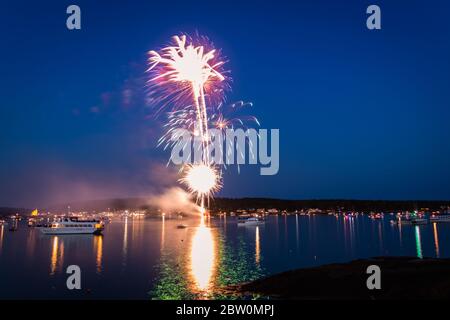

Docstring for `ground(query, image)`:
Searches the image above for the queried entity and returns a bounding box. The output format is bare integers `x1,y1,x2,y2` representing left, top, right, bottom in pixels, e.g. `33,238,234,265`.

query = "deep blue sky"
1,0,450,207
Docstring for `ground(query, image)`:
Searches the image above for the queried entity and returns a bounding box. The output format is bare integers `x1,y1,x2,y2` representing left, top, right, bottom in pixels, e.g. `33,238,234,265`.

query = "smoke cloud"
148,187,200,215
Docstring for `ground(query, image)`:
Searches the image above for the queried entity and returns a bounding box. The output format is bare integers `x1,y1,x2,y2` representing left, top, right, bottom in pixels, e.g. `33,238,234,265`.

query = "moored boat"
37,217,104,235
411,218,427,225
237,216,265,226
430,214,450,223
390,217,427,225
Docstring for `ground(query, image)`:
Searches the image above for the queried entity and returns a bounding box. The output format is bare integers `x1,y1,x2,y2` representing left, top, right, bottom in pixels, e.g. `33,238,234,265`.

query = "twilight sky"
1,0,450,207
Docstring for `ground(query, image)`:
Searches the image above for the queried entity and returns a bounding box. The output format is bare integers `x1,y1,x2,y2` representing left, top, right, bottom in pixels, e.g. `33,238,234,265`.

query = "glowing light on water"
0,225,3,252
122,217,128,268
255,226,261,265
161,214,166,251
414,226,423,259
433,223,440,258
295,214,299,251
50,237,64,275
50,237,58,275
190,215,216,293
95,236,103,274
378,222,383,254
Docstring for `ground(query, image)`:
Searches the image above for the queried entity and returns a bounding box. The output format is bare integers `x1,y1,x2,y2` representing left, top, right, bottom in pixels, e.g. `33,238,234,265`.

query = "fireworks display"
147,34,257,213
180,164,222,201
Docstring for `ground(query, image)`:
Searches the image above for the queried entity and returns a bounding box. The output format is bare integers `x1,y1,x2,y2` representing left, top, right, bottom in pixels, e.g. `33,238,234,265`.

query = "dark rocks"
228,257,450,299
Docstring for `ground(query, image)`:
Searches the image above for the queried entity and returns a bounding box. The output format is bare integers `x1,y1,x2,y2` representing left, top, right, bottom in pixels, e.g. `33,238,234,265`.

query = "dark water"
0,214,449,299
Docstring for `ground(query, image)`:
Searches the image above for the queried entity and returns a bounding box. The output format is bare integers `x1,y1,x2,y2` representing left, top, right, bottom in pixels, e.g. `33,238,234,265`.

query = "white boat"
411,218,427,225
38,217,104,235
430,214,450,223
237,216,265,226
390,217,427,225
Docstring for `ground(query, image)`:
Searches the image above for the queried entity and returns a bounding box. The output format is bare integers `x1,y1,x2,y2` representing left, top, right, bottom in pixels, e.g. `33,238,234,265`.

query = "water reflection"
150,216,194,300
343,216,352,254
255,226,260,265
295,214,299,251
5,214,448,299
190,215,216,294
398,221,403,247
214,227,264,293
0,225,4,253
50,237,58,275
350,216,356,254
122,217,128,268
152,214,265,299
50,237,64,275
160,215,165,251
26,228,36,260
378,222,383,254
414,226,423,259
433,223,440,258
94,235,103,274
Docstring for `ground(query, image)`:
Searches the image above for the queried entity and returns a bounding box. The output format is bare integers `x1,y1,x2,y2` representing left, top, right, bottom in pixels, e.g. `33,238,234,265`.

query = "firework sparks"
147,34,228,211
211,101,260,131
147,34,257,214
180,164,222,204
158,101,260,161
148,35,225,90
148,35,223,164
147,34,228,130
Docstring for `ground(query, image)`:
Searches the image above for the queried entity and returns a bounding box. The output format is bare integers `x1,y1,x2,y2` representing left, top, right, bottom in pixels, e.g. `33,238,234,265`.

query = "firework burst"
147,34,229,115
180,164,222,204
147,33,257,213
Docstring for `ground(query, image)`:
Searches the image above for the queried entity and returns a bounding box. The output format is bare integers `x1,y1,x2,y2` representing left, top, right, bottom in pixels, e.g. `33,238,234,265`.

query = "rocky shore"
226,257,450,299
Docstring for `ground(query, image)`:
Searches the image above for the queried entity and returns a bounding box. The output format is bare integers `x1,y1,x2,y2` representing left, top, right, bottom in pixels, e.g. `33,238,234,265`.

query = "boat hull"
244,221,264,226
430,216,450,223
39,227,101,235
391,219,427,225
238,220,265,226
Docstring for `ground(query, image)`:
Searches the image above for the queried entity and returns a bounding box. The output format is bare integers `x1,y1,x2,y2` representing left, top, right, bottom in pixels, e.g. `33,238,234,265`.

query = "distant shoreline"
2,197,450,216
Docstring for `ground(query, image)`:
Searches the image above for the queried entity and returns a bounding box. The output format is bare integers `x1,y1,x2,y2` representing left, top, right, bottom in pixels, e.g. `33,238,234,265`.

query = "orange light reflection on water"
189,214,216,295
255,226,260,265
433,223,440,258
95,235,103,274
50,236,64,275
